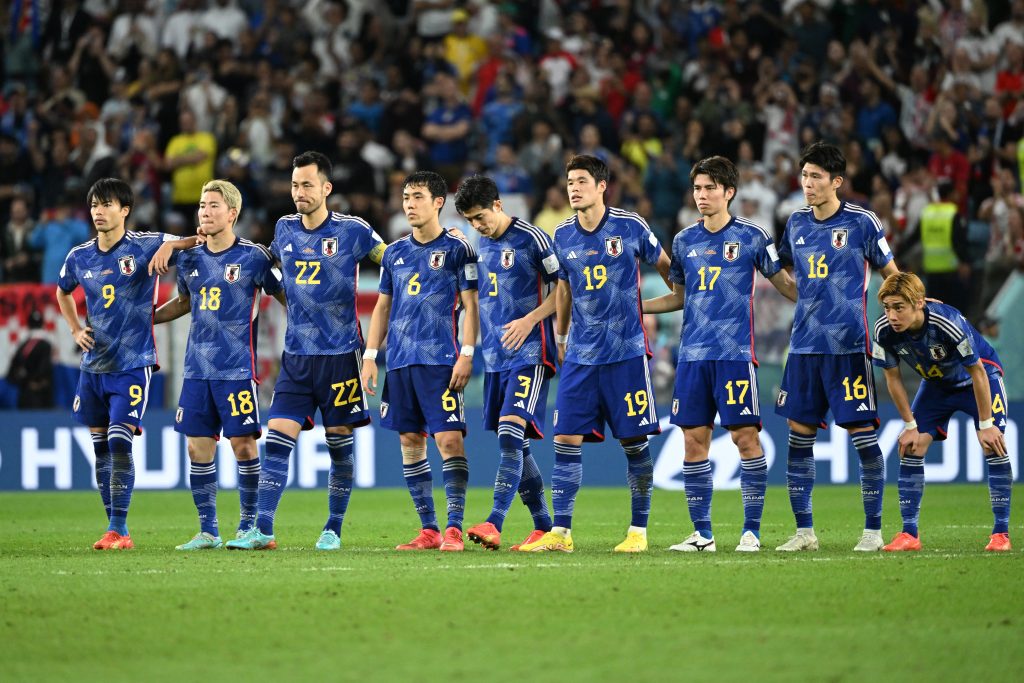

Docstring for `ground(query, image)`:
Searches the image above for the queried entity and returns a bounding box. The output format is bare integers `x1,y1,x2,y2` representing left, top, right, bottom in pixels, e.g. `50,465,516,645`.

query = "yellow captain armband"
368,241,387,264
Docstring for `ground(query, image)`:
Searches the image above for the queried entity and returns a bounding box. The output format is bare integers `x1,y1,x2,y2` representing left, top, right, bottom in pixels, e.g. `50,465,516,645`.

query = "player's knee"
554,434,583,446
683,433,709,459
434,432,464,456
730,428,762,457
788,419,815,435
326,425,353,436
230,436,258,461
399,432,426,450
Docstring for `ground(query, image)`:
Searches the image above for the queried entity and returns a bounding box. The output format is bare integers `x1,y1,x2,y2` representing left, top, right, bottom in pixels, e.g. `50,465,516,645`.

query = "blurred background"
1,0,1021,490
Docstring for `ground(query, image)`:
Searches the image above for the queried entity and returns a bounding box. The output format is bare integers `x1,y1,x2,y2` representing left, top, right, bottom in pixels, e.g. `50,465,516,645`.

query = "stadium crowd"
2,0,1024,323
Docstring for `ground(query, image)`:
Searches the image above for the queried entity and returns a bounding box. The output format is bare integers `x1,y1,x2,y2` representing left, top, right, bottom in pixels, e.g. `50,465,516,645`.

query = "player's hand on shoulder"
445,226,468,241
149,242,176,275
449,354,472,391
195,225,207,245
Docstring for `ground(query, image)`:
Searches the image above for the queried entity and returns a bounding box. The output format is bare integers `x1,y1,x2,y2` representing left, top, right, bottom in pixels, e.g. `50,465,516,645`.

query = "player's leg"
669,426,716,553
519,362,600,552
602,357,660,553
884,383,938,551
827,354,885,551
176,436,224,550
74,373,115,546
415,365,469,551
214,378,263,537
775,355,826,551
314,352,372,550
230,434,260,536
228,353,309,549
732,426,767,552
981,376,1012,551
512,438,553,548
668,361,717,552
396,431,442,550
100,367,151,549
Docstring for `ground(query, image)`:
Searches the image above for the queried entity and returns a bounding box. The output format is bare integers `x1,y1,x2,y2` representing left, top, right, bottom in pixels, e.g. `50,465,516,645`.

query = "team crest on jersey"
672,399,679,415
501,248,515,270
224,264,241,283
322,237,338,256
724,242,740,262
175,407,184,423
776,390,787,407
429,250,446,270
118,255,136,275
73,395,80,412
605,236,623,257
831,228,848,250
929,344,948,361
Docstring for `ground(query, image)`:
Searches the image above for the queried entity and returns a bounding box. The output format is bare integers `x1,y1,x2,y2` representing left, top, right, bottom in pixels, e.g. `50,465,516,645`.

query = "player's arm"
882,364,919,456
654,248,672,290
555,279,571,365
643,282,685,313
149,235,202,275
768,269,798,302
501,288,557,351
967,361,1007,456
360,293,392,396
878,260,899,278
154,293,191,324
55,287,93,352
450,288,479,391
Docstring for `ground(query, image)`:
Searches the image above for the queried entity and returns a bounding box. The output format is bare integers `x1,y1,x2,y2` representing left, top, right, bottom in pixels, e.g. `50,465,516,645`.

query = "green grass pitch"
1,485,1021,682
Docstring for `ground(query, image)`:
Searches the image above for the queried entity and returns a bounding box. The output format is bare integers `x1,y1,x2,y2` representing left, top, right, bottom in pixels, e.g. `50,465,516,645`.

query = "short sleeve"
754,232,782,278
175,253,189,296
256,251,283,296
870,336,899,369
532,230,560,284
668,233,685,286
777,218,794,267
636,220,662,265
455,241,479,291
860,211,894,270
378,256,394,295
353,218,386,263
57,252,78,293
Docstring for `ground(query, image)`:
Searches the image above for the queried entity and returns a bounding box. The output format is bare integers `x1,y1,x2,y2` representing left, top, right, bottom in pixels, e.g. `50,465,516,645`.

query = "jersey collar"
574,206,609,236
810,200,845,224
204,235,239,256
95,230,129,254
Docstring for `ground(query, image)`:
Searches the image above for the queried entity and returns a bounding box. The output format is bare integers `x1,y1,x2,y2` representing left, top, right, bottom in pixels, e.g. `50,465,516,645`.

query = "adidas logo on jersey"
242,416,255,426
284,244,293,252
999,418,1007,427
740,407,751,416
83,271,93,279
686,249,697,258
189,270,199,277
514,400,526,409
796,237,806,245
446,414,459,423
567,251,578,260
350,405,362,414
395,257,405,265
638,417,650,426
856,403,869,411
128,410,139,418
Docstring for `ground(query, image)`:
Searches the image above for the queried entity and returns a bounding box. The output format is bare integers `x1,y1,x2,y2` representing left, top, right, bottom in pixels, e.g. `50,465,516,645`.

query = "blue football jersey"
872,302,1002,390
477,218,559,373
553,207,663,365
175,238,283,381
670,216,781,363
379,229,479,369
779,202,893,355
270,212,385,356
57,231,174,373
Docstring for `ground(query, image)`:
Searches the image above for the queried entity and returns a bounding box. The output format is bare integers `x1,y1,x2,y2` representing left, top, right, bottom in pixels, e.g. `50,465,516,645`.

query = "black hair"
798,141,846,179
293,150,333,180
454,175,500,214
689,155,739,201
566,154,609,184
403,170,448,201
86,178,133,212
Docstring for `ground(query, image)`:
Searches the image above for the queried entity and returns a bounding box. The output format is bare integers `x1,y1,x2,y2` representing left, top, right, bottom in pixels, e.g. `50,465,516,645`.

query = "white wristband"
460,344,475,357
903,420,917,431
363,348,378,361
556,334,568,344
978,418,995,430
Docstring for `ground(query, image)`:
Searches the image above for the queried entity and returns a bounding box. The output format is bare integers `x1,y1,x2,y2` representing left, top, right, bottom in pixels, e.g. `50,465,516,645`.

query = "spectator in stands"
1,197,41,283
6,309,54,410
28,196,91,284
